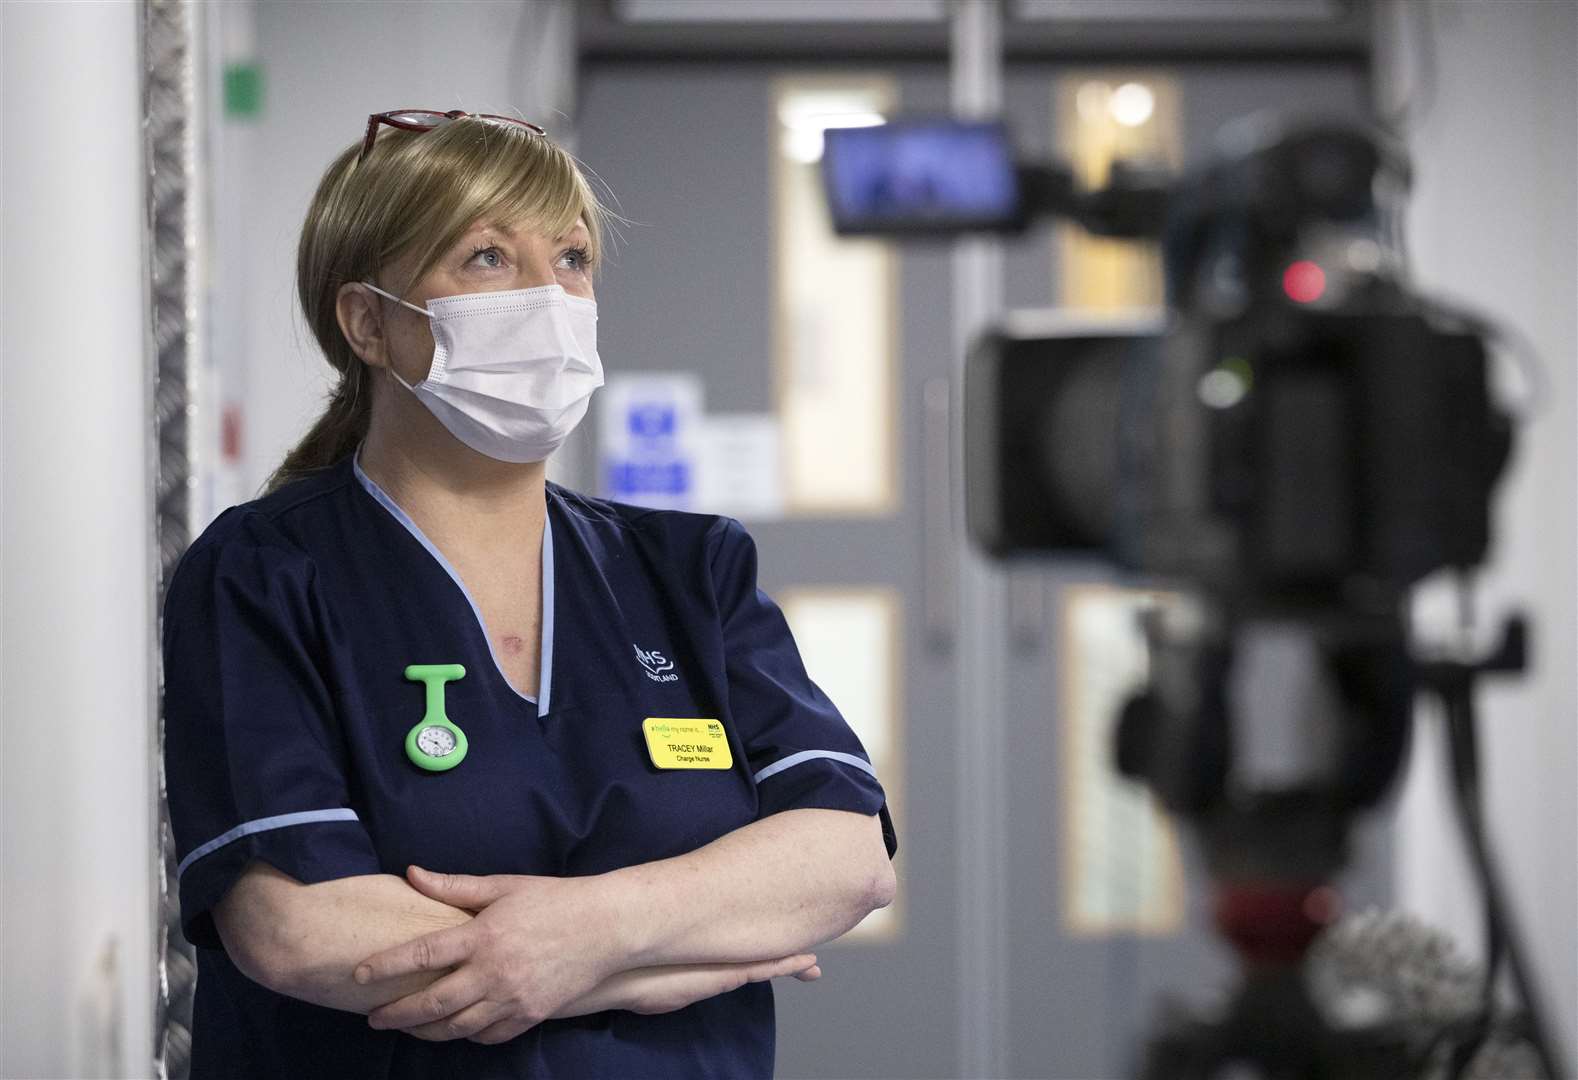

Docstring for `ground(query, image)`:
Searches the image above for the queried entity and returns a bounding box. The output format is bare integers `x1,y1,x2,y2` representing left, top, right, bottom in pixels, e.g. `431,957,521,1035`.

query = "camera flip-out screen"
821,120,1023,236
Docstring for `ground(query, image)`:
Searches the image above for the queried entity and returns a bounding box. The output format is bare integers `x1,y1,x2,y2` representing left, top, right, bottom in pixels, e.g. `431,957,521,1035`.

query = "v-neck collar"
350,448,554,718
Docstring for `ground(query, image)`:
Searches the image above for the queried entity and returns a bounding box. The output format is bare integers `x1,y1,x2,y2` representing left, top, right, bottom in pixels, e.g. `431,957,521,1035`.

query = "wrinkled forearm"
596,808,894,970
554,957,817,1020
215,862,472,1013
550,965,704,1018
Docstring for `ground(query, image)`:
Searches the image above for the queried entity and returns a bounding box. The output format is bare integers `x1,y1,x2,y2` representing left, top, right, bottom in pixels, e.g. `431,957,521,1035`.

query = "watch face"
415,725,458,758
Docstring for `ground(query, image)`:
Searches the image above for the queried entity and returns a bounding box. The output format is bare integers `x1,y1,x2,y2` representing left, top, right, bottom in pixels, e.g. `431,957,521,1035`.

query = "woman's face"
341,215,596,388
407,215,596,306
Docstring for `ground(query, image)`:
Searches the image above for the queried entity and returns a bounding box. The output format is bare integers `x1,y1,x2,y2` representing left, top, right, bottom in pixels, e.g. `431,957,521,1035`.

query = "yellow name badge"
642,718,733,770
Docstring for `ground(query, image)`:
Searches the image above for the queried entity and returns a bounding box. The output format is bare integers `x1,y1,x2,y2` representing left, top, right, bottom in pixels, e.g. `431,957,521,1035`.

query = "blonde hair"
265,117,609,493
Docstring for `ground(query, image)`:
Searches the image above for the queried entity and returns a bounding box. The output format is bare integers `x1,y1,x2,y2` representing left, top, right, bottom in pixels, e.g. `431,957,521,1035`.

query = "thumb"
406,865,512,908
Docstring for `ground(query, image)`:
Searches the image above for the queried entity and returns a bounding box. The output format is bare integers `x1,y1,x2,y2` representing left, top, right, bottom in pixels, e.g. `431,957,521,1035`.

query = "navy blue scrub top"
162,449,896,1080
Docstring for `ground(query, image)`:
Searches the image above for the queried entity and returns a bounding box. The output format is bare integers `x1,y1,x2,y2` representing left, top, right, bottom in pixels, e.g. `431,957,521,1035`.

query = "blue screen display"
822,121,1021,231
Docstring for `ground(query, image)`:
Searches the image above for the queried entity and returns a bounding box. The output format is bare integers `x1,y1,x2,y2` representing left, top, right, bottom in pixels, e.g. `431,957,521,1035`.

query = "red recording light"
1282,260,1326,304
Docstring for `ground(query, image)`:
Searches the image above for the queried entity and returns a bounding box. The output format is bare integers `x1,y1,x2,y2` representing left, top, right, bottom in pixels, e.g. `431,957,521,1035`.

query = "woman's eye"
469,246,505,269
558,246,592,273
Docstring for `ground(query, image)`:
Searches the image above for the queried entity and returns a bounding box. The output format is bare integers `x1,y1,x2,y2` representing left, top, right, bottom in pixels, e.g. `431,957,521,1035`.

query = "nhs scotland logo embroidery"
634,644,679,683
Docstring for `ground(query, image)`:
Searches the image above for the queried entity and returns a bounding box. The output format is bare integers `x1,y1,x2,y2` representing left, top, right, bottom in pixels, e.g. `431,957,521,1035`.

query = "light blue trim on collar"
177,808,360,879
752,749,879,785
352,448,553,718
538,507,554,715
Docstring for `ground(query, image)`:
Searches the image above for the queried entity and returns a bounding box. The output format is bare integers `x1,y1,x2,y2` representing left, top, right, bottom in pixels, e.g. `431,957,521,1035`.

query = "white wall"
1388,0,1578,1064
1,3,155,1078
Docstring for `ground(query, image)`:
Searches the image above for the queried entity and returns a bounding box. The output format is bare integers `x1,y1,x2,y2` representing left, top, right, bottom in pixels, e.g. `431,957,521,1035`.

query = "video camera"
825,116,1509,599
822,115,1562,1080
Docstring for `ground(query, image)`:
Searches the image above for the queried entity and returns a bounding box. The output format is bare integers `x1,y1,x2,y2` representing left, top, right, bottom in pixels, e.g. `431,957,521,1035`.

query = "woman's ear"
336,283,389,368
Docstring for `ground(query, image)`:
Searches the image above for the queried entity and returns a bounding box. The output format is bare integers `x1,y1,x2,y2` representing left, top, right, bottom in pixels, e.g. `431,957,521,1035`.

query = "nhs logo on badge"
634,645,679,683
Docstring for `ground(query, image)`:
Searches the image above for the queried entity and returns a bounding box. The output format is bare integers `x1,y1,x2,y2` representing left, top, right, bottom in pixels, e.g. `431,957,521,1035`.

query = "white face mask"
362,281,603,464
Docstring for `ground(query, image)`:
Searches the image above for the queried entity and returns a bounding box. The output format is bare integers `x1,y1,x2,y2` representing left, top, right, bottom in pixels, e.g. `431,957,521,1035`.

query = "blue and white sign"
599,374,704,510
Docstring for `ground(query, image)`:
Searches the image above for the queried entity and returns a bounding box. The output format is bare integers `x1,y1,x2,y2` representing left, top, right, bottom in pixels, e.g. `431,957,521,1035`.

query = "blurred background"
2,1,1573,1077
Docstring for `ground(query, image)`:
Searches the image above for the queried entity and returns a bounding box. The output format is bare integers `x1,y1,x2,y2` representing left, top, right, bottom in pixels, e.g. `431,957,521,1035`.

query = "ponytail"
261,358,369,494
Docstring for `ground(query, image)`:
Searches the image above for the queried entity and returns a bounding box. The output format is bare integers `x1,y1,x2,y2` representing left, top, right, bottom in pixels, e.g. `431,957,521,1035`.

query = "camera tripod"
1120,612,1565,1080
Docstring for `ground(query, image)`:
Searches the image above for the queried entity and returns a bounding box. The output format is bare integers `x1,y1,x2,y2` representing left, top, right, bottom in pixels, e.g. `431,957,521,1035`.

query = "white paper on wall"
694,413,783,522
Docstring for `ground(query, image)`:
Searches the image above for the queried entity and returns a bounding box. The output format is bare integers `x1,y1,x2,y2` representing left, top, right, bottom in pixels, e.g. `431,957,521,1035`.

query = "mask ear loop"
386,364,421,393
360,279,433,318
360,280,432,391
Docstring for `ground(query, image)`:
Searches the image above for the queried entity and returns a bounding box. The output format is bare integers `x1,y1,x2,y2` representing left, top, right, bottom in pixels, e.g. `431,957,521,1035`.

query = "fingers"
742,954,819,984
775,954,817,976
368,969,484,1032
405,866,512,909
355,922,476,985
469,1016,534,1046
644,956,821,1013
401,999,509,1043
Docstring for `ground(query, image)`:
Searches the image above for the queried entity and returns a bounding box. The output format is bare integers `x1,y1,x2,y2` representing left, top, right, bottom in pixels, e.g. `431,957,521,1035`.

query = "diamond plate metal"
144,1,200,1076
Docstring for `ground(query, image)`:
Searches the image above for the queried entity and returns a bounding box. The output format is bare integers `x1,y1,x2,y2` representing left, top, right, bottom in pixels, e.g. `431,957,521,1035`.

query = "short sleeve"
162,513,382,949
707,517,897,858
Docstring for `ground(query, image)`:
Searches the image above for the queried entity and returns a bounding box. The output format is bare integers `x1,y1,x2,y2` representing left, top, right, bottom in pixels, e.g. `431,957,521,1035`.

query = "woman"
162,109,897,1080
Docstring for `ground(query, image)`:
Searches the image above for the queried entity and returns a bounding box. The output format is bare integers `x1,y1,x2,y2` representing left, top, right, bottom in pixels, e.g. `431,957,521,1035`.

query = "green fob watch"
403,663,469,771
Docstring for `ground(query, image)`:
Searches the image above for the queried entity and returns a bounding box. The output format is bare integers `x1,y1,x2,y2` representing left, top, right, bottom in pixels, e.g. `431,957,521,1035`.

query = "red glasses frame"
358,109,546,164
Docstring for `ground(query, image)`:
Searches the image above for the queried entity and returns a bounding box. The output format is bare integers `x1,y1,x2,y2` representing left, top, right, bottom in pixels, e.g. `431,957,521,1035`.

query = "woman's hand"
557,954,822,1020
355,867,621,1045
